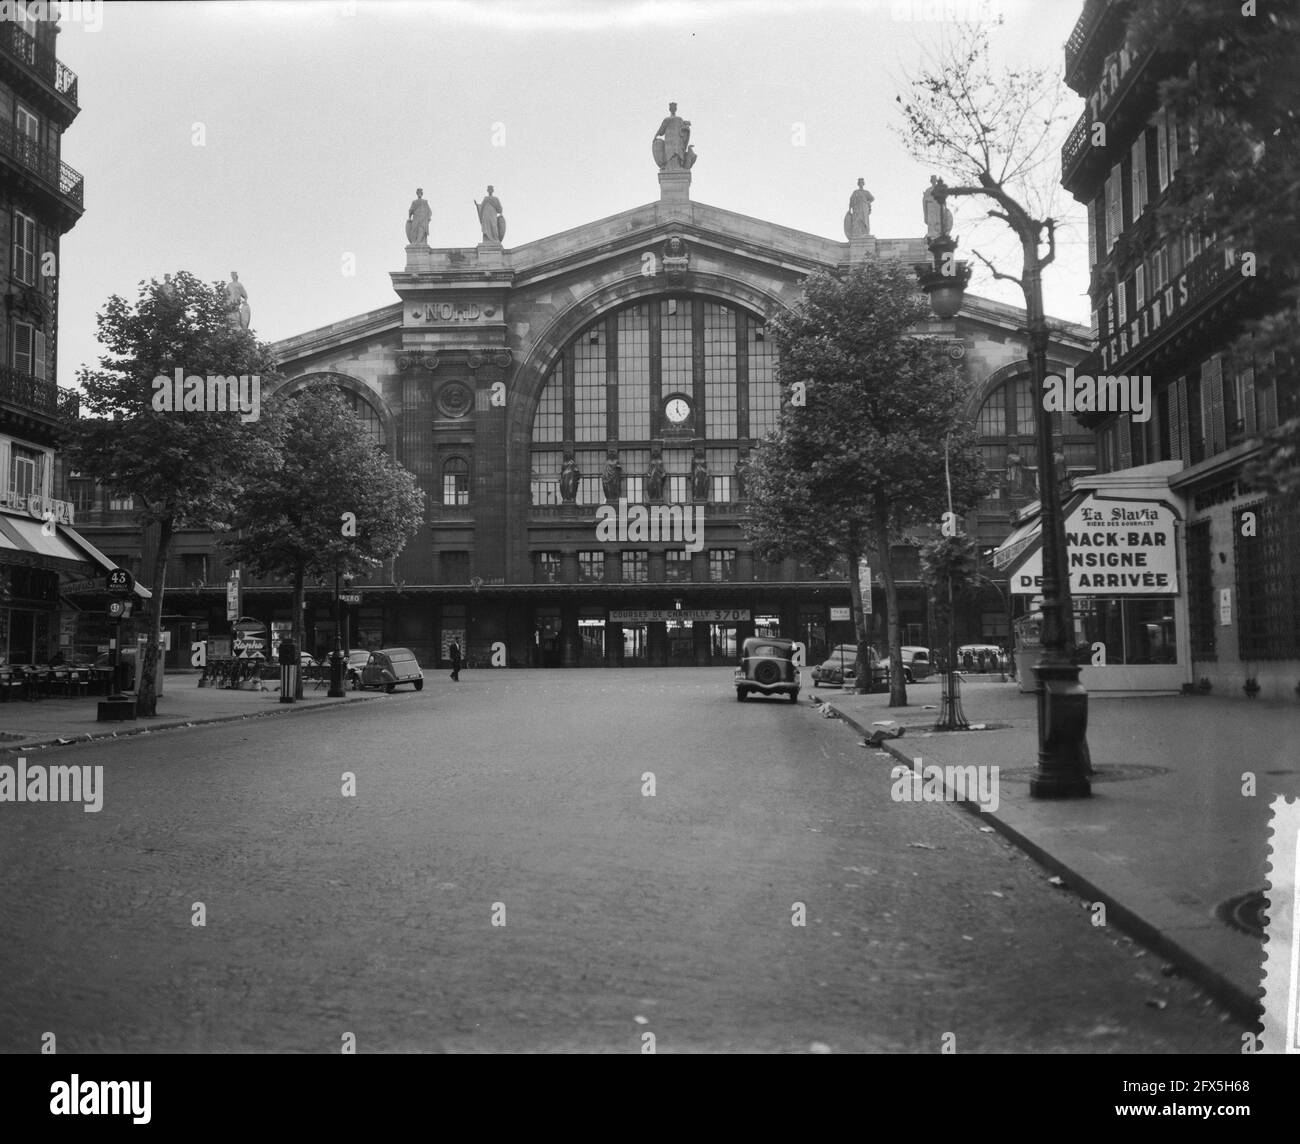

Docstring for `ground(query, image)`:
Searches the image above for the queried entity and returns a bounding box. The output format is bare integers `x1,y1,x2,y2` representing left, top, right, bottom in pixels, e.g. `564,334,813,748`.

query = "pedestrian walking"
449,640,462,682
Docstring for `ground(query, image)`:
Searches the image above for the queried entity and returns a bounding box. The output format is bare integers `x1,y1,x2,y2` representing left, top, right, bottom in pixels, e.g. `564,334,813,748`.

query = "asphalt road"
0,668,1243,1053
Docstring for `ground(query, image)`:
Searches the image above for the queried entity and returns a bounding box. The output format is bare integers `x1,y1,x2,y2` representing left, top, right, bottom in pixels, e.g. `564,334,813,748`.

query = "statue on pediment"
406,188,431,245
844,178,873,238
653,102,694,171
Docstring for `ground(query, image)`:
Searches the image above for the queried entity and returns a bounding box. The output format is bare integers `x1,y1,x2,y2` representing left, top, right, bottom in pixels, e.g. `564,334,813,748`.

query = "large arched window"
286,375,388,448
529,296,778,505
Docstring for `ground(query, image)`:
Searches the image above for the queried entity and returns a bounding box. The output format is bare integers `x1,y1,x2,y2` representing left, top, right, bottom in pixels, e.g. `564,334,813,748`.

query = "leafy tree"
744,261,985,706
1124,0,1300,493
224,386,424,696
60,271,279,716
919,533,980,673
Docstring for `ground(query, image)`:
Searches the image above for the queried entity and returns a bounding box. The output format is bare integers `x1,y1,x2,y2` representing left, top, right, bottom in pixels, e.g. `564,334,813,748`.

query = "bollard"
278,638,297,704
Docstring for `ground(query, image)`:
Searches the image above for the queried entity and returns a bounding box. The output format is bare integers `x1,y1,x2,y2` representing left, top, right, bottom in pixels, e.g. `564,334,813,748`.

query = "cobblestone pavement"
0,669,1244,1052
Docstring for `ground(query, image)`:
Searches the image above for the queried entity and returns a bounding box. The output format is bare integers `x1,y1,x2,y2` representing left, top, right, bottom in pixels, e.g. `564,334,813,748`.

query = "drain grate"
997,764,1171,783
1217,889,1269,938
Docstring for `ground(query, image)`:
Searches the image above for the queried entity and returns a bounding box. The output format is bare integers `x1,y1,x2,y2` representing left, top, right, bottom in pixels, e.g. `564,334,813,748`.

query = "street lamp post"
327,568,345,697
915,181,1090,797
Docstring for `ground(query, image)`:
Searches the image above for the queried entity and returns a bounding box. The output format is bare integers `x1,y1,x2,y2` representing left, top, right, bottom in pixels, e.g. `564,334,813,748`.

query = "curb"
1,691,386,755
823,699,1263,1028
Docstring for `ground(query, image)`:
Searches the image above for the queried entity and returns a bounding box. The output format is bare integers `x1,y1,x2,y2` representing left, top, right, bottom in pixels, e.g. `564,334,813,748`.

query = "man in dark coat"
448,640,462,682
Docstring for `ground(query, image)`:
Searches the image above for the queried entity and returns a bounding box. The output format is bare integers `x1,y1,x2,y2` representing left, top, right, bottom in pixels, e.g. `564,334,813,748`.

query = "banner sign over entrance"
1010,494,1179,596
609,609,750,623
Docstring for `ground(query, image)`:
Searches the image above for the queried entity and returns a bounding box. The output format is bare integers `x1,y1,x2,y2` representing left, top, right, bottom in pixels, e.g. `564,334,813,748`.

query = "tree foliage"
744,260,986,705
59,271,280,715
1125,0,1300,494
224,387,425,687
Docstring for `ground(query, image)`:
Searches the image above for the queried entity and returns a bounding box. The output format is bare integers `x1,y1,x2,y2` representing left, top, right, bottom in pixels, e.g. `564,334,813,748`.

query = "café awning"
0,509,96,569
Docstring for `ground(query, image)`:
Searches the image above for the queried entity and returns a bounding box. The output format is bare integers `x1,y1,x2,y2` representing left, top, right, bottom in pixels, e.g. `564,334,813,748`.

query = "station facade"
68,124,1091,669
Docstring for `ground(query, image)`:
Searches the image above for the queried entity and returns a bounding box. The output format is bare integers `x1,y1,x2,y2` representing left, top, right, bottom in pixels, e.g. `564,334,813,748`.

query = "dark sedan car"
734,636,800,703
359,647,425,693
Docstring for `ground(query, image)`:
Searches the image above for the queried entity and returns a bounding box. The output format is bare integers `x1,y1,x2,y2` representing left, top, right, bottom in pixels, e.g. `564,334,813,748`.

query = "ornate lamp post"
915,179,1090,797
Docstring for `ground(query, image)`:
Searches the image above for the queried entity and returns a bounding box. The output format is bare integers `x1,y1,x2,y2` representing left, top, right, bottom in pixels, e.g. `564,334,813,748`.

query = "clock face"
665,397,691,424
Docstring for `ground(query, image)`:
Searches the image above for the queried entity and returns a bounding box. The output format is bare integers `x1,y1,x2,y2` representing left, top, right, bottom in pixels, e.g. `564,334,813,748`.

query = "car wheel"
385,682,395,694
789,691,799,703
414,678,424,691
812,680,820,689
736,688,747,701
905,669,913,684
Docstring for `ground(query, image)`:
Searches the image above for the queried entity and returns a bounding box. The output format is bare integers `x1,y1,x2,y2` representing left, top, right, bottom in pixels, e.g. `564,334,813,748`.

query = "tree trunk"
292,565,306,700
877,522,907,708
137,518,174,718
845,541,870,694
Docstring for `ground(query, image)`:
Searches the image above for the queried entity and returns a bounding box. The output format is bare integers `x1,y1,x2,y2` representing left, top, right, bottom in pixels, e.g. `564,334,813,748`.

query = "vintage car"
734,636,800,703
897,646,933,683
811,644,888,690
359,647,425,692
344,649,372,690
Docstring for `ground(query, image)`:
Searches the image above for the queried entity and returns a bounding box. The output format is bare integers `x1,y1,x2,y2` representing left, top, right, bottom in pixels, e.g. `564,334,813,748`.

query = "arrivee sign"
1011,494,1179,595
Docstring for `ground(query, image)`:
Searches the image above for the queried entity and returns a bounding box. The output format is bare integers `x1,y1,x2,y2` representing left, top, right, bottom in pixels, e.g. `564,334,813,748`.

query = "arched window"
442,457,469,506
337,388,386,447
529,296,771,505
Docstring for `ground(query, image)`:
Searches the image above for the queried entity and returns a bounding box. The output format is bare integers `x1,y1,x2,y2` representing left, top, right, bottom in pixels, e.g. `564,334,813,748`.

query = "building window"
440,550,470,584
660,299,692,398
749,320,780,439
181,554,209,586
703,303,737,438
534,366,564,443
1186,520,1215,661
1236,495,1300,661
533,551,561,584
12,321,44,378
578,551,604,583
16,103,39,145
69,477,94,514
9,445,39,499
442,457,469,506
11,211,36,285
621,550,648,583
706,446,737,502
531,450,562,505
574,329,607,442
708,549,736,582
617,305,651,439
665,549,691,582
108,493,134,512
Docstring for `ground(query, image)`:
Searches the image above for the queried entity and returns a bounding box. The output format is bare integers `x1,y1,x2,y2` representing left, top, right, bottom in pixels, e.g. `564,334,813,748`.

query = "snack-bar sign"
609,609,750,623
1011,495,1179,596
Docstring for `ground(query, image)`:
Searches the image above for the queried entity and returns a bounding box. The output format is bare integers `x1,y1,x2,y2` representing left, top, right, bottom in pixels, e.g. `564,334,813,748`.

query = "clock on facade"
664,396,691,424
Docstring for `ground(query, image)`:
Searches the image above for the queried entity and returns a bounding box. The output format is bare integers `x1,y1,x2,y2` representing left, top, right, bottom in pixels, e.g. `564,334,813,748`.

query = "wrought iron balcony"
0,118,84,212
0,364,79,419
0,22,79,109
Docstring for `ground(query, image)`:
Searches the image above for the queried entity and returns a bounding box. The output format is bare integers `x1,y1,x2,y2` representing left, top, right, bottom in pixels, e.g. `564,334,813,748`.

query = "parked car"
359,647,425,692
734,637,800,703
811,644,888,690
344,649,371,690
897,646,933,683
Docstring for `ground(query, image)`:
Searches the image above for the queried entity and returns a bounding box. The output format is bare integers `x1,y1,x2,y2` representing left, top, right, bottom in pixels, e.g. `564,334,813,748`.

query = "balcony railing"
0,364,79,418
0,118,84,209
0,22,79,108
1065,0,1113,77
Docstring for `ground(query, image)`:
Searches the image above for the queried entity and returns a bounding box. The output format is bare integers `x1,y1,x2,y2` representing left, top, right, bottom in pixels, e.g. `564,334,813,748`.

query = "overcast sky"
53,0,1090,386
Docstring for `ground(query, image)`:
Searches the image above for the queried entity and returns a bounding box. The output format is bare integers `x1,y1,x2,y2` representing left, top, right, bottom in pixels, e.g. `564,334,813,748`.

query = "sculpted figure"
1004,444,1026,493
733,456,749,500
406,188,431,244
691,456,710,502
652,101,692,170
844,177,873,238
476,185,505,243
923,175,954,239
601,452,623,504
644,453,667,502
225,271,249,329
559,456,580,503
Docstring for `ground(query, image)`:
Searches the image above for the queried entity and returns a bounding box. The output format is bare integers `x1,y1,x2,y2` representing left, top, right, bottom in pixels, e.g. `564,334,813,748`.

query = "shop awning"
0,510,96,567
991,516,1041,572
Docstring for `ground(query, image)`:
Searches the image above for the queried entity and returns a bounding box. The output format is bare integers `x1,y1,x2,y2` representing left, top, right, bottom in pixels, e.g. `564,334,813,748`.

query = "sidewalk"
0,671,382,753
819,678,1295,1024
